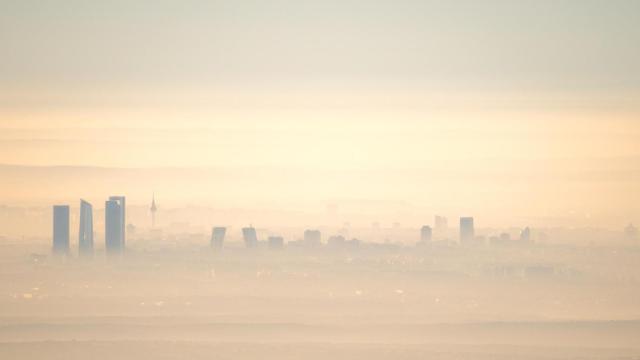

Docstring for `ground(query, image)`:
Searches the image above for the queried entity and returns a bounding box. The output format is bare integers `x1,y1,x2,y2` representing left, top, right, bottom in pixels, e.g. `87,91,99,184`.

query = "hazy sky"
1,0,639,226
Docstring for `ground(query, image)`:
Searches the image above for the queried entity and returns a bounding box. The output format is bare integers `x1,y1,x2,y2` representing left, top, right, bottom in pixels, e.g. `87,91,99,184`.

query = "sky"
1,0,639,227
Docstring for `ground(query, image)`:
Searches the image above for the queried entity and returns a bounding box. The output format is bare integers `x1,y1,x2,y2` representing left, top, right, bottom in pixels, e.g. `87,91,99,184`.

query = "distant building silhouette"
328,235,346,248
109,196,126,249
303,229,321,247
78,199,93,256
105,199,123,255
420,225,432,243
347,238,361,249
150,193,157,228
625,224,638,240
242,226,258,248
211,227,226,249
52,205,70,255
268,236,284,250
520,227,531,242
460,217,475,244
435,215,448,233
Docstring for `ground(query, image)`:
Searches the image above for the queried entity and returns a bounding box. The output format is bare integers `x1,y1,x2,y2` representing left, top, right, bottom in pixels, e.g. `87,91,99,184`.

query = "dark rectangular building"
242,227,258,248
79,199,94,256
460,217,475,244
268,236,284,250
105,199,123,255
53,205,70,255
303,229,321,247
211,227,226,249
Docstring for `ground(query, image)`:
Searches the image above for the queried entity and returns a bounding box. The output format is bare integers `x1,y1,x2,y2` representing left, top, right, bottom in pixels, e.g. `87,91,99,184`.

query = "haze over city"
1,1,639,359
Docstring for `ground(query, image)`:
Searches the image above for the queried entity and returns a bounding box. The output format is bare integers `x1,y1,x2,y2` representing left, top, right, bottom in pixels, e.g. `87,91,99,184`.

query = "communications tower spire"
150,193,157,228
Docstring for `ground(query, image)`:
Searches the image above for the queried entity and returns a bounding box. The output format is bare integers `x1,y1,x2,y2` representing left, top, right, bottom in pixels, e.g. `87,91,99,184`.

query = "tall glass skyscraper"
105,199,123,255
108,196,126,249
78,199,93,256
52,205,70,255
460,217,475,244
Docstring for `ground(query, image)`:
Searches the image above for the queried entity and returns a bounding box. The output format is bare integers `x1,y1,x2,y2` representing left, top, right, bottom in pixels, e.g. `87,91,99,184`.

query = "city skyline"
48,194,639,257
1,1,639,359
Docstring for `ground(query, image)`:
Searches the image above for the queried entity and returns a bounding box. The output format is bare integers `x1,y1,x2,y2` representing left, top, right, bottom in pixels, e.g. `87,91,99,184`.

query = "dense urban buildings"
50,196,496,255
52,205,70,255
78,199,93,256
45,195,552,256
46,198,551,256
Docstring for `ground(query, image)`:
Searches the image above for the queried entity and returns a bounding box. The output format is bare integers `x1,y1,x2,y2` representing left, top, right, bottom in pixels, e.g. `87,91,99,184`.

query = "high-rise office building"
242,226,258,248
303,229,321,247
78,199,93,256
420,225,432,243
109,196,126,248
211,227,226,249
105,199,123,255
460,217,475,244
520,227,531,242
268,236,284,250
435,215,448,233
52,205,70,255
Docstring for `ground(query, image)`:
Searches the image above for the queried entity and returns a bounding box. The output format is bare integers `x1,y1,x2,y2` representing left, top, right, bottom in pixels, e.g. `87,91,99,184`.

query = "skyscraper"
460,217,475,244
105,199,123,255
268,236,284,250
52,205,70,255
78,199,93,256
303,229,321,247
211,227,226,249
242,226,258,248
420,225,432,243
327,235,346,248
435,215,448,233
109,196,126,248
